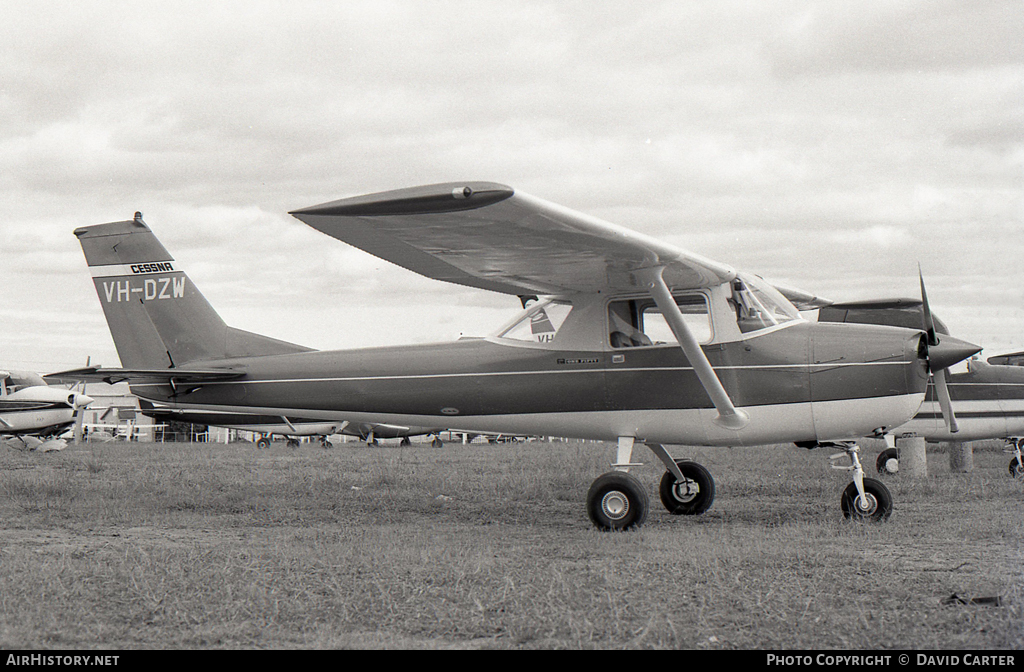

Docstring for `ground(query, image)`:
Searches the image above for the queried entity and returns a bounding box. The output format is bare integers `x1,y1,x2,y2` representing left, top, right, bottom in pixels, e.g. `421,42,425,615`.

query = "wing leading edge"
290,182,736,296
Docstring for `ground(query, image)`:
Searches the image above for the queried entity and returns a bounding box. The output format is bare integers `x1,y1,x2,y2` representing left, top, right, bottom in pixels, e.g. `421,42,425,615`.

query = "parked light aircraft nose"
1,370,94,449
54,184,981,528
814,297,1024,474
71,392,94,408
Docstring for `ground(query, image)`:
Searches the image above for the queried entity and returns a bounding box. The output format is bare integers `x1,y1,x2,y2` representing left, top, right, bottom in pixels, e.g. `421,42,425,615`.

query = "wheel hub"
856,493,878,515
601,490,630,520
672,480,698,503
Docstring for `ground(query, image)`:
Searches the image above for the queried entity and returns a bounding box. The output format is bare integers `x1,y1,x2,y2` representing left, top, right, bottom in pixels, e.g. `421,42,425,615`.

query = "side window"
608,294,711,347
500,301,573,344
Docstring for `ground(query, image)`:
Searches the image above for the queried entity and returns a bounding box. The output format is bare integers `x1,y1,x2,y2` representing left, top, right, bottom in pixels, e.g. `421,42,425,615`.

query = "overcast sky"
2,0,1021,372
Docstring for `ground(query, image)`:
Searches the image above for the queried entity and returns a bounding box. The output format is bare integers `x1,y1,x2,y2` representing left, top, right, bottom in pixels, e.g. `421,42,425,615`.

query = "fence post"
898,435,928,478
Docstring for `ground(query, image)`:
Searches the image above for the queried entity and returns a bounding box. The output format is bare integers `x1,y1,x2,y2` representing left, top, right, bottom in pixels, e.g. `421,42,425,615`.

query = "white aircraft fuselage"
890,360,1024,442
0,383,92,438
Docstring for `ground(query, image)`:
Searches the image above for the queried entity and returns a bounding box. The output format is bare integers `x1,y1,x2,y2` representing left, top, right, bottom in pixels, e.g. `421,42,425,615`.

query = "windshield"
731,274,800,333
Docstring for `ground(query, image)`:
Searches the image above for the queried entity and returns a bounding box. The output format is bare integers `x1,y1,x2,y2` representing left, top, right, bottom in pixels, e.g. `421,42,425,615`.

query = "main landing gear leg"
829,442,893,521
585,439,717,530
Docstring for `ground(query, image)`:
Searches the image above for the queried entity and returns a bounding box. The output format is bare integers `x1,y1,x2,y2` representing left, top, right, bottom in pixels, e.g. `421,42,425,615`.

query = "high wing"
290,182,735,295
45,366,245,387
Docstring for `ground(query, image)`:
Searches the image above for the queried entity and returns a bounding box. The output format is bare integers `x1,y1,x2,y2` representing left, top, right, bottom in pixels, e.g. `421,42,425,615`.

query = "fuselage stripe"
127,360,911,388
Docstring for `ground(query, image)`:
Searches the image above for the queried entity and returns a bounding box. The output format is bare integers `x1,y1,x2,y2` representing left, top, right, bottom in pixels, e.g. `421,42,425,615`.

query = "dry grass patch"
0,439,1020,649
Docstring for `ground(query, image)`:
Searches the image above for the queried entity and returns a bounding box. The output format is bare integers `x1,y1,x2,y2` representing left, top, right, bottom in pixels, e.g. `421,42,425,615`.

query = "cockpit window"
609,294,711,347
730,274,799,333
499,300,573,344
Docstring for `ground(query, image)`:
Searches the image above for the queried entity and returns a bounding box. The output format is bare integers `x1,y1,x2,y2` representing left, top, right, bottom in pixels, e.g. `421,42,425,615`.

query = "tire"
876,448,899,475
586,472,649,531
256,437,270,449
659,460,715,515
841,478,893,521
1009,457,1024,478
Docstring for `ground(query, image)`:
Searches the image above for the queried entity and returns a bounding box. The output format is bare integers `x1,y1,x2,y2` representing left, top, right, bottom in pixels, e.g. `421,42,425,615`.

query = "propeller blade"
919,267,972,433
933,368,959,433
73,406,86,444
918,266,938,346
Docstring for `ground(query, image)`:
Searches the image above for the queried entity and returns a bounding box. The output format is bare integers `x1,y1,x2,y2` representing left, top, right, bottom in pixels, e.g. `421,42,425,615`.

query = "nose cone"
74,394,94,408
927,334,983,371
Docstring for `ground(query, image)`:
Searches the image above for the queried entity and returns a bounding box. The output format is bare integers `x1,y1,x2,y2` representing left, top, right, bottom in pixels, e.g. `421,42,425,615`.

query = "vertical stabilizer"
75,213,311,369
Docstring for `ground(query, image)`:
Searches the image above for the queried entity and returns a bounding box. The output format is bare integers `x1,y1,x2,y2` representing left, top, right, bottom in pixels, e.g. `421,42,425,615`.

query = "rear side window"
500,301,573,344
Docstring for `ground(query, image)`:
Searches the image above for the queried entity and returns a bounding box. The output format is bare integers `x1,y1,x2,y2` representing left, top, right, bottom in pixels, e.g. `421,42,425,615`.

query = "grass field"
0,437,1021,650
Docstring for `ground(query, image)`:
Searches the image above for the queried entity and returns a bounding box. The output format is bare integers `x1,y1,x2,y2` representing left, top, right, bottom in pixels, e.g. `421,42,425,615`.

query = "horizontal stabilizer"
45,366,245,386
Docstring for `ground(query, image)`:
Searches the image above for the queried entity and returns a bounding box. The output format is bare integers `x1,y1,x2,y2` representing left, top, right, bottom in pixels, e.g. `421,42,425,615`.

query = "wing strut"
639,267,749,430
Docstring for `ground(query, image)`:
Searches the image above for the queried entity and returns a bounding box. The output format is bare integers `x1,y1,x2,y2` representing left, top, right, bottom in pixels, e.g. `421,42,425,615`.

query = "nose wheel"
1007,439,1024,478
840,478,893,521
876,448,899,475
830,442,893,521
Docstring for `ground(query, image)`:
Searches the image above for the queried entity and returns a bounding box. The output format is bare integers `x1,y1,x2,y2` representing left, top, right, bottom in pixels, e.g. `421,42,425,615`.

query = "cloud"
764,1,1023,77
1,1,1021,368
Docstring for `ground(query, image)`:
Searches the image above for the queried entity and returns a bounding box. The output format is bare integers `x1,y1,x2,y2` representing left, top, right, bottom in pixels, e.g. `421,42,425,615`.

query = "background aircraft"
815,298,1024,477
0,369,93,451
53,186,979,528
136,400,445,448
986,351,1024,367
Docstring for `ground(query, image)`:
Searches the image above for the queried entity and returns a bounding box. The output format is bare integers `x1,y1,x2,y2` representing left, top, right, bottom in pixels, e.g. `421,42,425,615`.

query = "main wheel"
841,478,893,521
256,437,271,449
1009,457,1024,478
876,448,899,475
659,460,715,515
586,472,649,531
431,437,444,448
